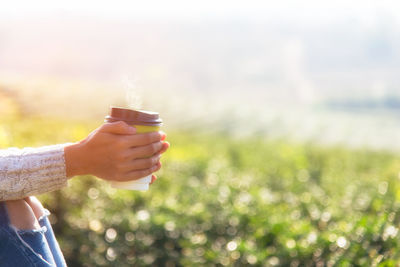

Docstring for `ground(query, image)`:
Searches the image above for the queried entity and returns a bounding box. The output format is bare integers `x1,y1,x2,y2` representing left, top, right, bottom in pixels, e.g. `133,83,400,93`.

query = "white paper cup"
105,107,162,191
111,178,150,191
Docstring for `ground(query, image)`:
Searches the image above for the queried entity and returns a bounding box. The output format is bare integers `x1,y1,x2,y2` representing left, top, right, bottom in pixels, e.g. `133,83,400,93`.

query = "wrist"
64,142,87,178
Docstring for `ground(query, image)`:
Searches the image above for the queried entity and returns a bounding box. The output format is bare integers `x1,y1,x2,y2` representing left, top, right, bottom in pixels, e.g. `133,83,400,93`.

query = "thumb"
99,121,136,135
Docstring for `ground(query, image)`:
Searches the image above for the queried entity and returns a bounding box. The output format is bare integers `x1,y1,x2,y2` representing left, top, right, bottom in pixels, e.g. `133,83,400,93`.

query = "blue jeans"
0,202,67,267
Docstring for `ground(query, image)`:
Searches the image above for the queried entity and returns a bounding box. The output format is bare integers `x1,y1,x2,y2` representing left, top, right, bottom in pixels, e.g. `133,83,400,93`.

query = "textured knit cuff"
0,143,71,201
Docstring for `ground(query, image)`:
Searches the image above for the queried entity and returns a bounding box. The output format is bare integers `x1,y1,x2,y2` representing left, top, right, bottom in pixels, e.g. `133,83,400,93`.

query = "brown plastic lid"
105,107,162,126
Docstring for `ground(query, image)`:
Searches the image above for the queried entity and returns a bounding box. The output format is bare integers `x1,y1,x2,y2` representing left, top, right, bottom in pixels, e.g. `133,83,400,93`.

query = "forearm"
0,144,70,201
64,142,88,178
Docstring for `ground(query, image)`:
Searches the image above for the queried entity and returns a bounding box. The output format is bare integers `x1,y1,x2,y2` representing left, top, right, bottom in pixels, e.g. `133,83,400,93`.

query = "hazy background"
3,2,400,266
1,0,400,149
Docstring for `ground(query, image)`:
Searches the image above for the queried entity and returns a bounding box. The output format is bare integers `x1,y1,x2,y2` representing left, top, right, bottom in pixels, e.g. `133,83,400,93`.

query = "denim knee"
0,202,56,267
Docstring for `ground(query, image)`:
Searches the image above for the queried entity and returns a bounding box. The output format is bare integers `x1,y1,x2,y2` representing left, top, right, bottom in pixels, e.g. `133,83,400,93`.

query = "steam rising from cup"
123,76,142,110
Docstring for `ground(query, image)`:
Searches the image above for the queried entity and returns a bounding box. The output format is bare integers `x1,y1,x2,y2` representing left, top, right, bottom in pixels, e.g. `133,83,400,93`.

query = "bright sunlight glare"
1,0,400,24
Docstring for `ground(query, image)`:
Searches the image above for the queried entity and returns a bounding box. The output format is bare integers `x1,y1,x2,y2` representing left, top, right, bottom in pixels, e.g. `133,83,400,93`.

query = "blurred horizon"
3,2,400,266
1,1,400,150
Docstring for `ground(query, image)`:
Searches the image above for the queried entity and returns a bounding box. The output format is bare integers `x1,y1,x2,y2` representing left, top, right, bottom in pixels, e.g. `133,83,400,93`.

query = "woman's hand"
64,121,169,182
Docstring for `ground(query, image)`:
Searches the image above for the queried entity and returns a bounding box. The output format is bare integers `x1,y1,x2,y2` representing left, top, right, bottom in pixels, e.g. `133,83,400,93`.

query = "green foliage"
3,116,400,266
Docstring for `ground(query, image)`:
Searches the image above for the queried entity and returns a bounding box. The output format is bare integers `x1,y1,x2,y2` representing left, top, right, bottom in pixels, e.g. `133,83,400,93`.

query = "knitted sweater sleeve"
0,144,69,201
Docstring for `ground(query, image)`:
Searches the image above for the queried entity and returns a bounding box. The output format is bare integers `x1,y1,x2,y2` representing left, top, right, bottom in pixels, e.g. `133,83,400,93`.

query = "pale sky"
1,0,400,24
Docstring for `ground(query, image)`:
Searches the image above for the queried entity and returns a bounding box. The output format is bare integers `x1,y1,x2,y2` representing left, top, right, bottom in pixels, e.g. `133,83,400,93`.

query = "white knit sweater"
0,144,69,201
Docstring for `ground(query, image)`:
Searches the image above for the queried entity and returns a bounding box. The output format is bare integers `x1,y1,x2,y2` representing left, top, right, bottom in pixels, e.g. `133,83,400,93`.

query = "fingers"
160,131,166,141
150,175,157,185
99,121,136,135
159,141,170,154
121,131,164,147
122,133,168,158
119,154,161,172
116,162,162,182
129,141,164,159
115,139,168,175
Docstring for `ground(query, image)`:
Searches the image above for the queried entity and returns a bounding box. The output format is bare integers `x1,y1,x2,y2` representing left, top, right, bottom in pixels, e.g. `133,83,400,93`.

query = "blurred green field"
2,114,400,267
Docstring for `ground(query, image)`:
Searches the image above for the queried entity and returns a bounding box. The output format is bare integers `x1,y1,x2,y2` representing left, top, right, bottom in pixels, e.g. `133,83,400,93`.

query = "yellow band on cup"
133,125,160,133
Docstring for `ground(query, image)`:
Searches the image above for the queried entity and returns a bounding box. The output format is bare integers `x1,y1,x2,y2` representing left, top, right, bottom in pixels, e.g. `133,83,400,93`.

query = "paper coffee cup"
105,107,162,191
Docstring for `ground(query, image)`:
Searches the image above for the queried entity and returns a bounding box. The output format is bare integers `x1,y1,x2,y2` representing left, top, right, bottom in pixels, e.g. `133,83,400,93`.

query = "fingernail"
160,131,166,140
129,126,136,134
